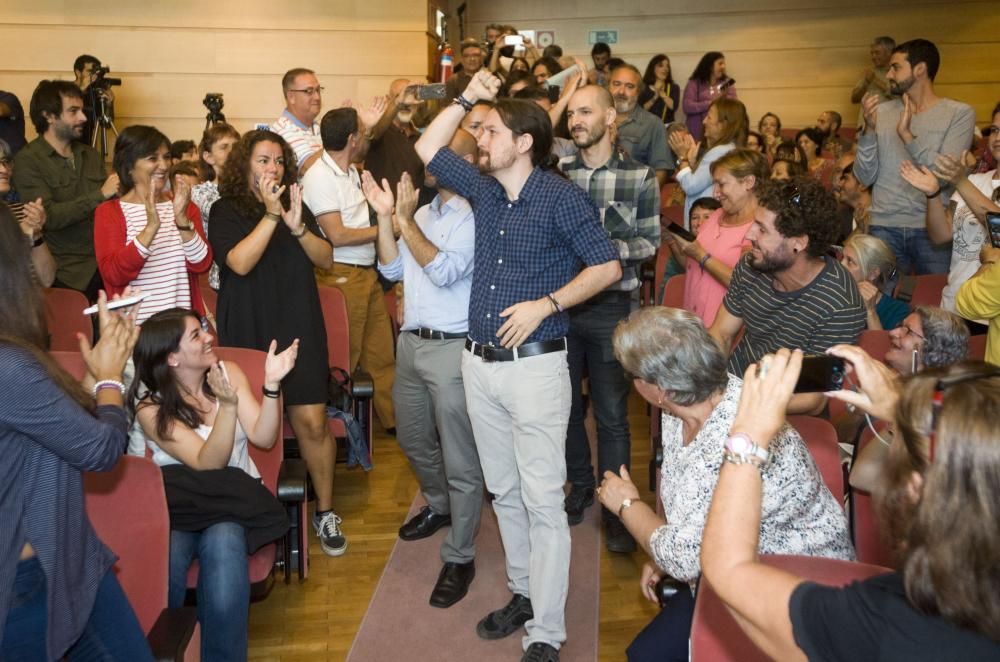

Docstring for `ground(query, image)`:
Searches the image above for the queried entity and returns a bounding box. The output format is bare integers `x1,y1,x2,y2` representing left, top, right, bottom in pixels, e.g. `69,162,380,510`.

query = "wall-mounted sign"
536,30,556,48
588,30,618,45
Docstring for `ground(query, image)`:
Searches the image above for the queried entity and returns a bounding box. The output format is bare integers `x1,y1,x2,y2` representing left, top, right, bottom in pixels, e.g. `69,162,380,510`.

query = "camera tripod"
90,89,118,161
205,108,226,131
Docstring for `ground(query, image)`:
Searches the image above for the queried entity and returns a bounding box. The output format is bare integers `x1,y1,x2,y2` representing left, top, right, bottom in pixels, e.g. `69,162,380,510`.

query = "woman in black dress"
207,130,346,556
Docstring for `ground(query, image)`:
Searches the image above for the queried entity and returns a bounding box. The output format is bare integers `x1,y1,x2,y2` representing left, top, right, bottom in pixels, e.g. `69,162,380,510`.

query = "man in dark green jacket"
14,80,119,300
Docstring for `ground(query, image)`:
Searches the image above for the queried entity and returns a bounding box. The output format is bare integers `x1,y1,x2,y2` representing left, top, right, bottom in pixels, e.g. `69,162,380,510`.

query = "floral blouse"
651,375,854,583
191,180,221,289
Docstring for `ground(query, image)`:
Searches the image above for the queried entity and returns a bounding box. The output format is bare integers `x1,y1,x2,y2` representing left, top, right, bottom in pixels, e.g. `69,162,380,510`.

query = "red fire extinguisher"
439,43,454,83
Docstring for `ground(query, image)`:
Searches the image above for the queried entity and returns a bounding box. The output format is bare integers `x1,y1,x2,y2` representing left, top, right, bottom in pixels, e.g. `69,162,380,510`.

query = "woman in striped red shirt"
94,126,213,324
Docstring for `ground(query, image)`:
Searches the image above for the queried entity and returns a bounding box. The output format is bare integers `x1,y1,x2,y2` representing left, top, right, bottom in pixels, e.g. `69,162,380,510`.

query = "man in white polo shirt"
301,107,396,431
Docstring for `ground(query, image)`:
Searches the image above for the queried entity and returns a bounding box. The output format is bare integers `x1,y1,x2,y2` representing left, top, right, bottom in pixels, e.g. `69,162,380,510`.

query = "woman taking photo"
841,232,909,330
94,125,213,324
682,51,737,140
192,123,240,290
598,307,853,662
665,149,767,325
130,308,298,661
0,204,150,660
639,54,679,124
702,346,1000,660
207,130,345,556
670,97,748,221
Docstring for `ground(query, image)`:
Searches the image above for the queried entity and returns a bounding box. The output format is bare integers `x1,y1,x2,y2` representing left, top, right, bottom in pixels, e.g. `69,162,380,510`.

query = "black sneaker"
476,593,533,640
564,485,594,526
605,517,636,554
522,642,559,662
312,511,348,556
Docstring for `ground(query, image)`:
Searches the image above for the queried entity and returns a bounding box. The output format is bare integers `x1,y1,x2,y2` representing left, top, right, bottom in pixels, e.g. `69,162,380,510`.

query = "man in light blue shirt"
364,129,482,610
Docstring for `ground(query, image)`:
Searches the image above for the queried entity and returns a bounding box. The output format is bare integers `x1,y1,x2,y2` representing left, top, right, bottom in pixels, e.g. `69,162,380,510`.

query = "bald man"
367,129,483,608
558,85,660,552
366,78,429,199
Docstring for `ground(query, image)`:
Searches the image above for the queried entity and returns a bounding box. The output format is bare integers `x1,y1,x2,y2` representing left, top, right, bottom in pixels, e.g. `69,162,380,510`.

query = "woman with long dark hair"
94,125,213,324
683,51,737,139
206,130,345,556
0,204,150,660
639,54,679,124
130,307,297,661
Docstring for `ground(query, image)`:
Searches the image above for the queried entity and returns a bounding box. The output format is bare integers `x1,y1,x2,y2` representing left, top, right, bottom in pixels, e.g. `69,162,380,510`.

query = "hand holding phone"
985,212,1000,249
666,222,696,243
793,355,845,393
82,293,147,316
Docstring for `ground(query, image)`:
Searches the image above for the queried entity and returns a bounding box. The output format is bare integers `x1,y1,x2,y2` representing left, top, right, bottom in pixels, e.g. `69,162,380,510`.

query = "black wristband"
926,188,942,199
32,235,45,247
453,95,473,112
262,385,280,399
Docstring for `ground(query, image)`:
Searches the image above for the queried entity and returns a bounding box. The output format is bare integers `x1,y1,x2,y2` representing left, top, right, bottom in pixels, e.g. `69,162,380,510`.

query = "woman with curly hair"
206,130,346,556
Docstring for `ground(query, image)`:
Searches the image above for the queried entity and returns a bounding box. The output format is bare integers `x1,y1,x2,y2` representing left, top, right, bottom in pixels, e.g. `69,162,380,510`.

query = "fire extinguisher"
439,43,454,83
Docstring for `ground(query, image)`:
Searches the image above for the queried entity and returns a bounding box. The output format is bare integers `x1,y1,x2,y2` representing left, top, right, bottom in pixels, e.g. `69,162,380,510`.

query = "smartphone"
666,222,696,243
82,293,147,316
793,355,846,393
503,35,524,46
415,83,447,100
252,175,280,194
986,212,1000,249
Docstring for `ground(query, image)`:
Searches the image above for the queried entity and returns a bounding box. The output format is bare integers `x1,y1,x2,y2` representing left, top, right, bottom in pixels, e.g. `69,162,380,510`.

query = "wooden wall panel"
1,1,431,142
464,1,1000,129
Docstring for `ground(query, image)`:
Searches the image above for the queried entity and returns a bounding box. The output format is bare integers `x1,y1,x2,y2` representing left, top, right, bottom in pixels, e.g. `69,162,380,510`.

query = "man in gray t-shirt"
854,38,975,275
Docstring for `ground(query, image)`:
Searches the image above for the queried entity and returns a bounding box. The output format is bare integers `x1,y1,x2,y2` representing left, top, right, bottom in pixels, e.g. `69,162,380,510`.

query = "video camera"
203,93,226,127
90,65,122,90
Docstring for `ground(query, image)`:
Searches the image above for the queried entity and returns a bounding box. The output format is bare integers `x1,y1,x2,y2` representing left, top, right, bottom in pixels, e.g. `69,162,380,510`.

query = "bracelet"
262,385,280,399
264,211,281,222
617,498,634,519
453,95,474,112
32,235,45,247
926,188,942,199
175,223,194,231
699,253,712,271
93,379,126,397
546,292,564,313
290,225,307,238
723,451,766,472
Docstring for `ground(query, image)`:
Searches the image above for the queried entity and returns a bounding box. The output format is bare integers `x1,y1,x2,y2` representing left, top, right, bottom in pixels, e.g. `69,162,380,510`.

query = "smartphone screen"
666,222,696,243
986,212,1000,249
793,356,846,393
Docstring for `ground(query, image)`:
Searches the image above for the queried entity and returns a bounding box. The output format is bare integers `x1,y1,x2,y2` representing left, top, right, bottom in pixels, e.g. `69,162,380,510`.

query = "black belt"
408,328,467,340
335,262,375,269
465,337,567,362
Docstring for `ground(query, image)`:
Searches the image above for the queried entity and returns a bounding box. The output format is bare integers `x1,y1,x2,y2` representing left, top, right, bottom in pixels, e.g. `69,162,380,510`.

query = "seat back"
907,273,948,307
661,273,686,309
316,286,352,375
44,288,92,351
788,415,845,505
969,333,987,361
49,350,88,380
851,426,896,567
214,346,283,495
83,456,170,636
859,329,892,363
691,554,890,662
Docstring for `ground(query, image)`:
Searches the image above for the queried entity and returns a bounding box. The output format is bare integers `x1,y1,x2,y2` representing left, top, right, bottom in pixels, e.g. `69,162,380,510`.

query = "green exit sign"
588,30,618,45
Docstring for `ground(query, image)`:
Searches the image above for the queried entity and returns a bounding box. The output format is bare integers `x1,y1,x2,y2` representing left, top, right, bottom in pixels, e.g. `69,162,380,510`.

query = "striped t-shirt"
723,254,866,374
270,110,321,169
119,201,207,323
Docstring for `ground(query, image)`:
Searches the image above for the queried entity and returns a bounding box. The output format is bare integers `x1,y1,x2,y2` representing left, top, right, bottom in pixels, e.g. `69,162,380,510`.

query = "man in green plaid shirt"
558,84,660,552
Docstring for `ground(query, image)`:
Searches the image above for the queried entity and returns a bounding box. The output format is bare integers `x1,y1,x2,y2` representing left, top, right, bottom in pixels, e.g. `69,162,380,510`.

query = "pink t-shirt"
683,209,752,326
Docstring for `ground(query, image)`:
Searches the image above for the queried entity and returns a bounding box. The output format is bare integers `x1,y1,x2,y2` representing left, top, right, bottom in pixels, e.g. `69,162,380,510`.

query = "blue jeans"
2,556,153,661
869,225,951,275
626,583,695,662
565,292,633,511
169,522,250,662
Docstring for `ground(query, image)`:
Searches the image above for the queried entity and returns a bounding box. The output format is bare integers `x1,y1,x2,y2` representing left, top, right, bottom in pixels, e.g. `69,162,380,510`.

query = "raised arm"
416,71,500,165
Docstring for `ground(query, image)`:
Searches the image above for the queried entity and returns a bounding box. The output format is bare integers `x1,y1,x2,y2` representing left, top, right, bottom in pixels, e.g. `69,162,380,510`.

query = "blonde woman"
841,233,909,329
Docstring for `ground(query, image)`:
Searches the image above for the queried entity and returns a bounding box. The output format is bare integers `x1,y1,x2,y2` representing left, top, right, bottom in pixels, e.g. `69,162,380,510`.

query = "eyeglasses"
896,323,925,341
288,86,324,96
0,158,11,168
927,370,1000,462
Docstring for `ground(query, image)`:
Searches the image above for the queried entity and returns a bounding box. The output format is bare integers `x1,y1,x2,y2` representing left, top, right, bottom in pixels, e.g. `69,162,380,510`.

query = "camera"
203,93,225,114
91,65,122,89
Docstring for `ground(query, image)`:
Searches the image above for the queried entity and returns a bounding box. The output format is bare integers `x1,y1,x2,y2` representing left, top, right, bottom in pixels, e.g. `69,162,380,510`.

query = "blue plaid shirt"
428,147,617,346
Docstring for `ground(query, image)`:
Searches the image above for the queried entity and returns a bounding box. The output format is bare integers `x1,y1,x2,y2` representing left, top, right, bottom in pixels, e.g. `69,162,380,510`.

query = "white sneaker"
312,511,347,557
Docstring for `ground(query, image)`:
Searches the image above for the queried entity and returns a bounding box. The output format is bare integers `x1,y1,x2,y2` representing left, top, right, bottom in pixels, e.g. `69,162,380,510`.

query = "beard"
570,123,606,149
749,243,795,274
478,146,516,174
613,97,634,115
54,120,84,143
889,75,915,96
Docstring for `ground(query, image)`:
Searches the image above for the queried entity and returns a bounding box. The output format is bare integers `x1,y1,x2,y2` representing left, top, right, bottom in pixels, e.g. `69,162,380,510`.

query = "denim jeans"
626,584,695,662
169,522,250,662
565,292,633,513
869,225,951,275
1,556,153,661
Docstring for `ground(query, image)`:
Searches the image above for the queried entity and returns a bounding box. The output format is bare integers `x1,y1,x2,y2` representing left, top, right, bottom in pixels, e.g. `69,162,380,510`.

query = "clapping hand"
171,174,192,218
258,173,285,215
896,93,914,143
931,152,970,187
263,338,299,388
360,170,395,217
281,183,304,233
395,172,418,224
861,93,880,131
207,362,239,406
19,197,45,238
730,348,803,450
899,160,941,195
825,344,900,421
78,290,141,383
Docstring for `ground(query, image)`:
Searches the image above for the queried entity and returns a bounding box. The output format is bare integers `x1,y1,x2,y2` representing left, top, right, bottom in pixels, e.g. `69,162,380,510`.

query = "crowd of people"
1,28,999,662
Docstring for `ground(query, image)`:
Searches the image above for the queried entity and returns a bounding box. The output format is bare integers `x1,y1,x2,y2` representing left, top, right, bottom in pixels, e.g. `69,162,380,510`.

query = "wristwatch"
723,432,770,468
618,498,634,519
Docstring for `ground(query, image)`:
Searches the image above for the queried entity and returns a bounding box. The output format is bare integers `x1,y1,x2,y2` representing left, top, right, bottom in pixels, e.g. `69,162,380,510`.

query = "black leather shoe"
522,642,559,662
476,593,533,640
399,506,451,541
605,517,637,554
564,485,594,526
429,560,475,608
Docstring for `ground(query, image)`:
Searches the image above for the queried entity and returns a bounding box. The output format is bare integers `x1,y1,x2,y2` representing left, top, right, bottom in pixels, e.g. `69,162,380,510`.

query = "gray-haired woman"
595,306,853,662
